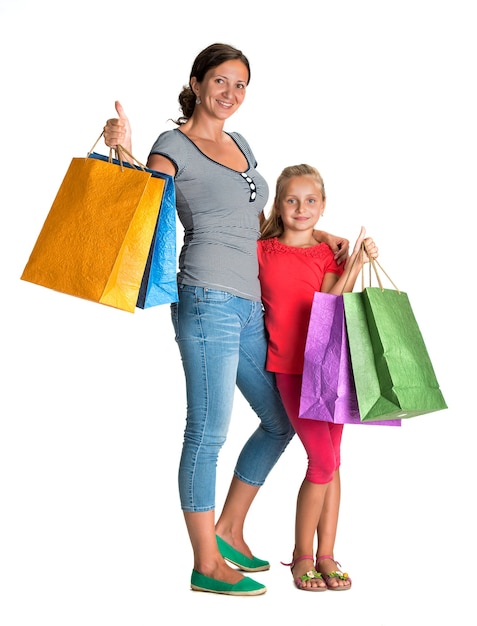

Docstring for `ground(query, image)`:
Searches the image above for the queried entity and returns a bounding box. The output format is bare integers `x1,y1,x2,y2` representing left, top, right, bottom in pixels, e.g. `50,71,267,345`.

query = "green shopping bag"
343,258,447,421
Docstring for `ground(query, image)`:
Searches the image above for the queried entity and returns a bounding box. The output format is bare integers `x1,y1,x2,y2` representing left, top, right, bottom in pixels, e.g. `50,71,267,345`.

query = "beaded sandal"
281,555,327,591
315,554,352,591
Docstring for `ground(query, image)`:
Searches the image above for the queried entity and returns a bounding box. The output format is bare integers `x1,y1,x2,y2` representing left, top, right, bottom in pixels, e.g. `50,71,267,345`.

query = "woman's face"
192,59,248,120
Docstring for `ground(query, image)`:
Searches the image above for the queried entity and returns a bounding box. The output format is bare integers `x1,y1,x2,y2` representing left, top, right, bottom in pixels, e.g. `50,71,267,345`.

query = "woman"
103,43,350,596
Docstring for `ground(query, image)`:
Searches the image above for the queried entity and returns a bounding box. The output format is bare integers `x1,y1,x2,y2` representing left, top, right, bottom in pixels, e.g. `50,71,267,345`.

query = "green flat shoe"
190,569,267,596
216,535,270,572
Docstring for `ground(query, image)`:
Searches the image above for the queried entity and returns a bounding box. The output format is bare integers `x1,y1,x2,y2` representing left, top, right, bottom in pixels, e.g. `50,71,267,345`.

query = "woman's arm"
313,230,350,265
103,101,176,175
146,153,176,176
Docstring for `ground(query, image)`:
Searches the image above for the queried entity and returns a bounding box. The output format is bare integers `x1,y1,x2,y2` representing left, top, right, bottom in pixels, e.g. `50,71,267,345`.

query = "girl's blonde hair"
260,164,326,240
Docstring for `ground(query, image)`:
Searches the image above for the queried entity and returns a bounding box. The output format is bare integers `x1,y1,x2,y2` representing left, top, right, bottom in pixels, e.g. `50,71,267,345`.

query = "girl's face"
192,60,248,120
278,175,326,233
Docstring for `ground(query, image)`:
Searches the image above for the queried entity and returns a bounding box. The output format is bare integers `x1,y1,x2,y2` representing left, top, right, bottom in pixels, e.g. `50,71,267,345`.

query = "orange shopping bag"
21,139,166,313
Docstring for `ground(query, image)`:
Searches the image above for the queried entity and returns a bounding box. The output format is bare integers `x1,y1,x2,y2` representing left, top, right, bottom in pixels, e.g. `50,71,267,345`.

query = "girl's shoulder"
260,237,334,257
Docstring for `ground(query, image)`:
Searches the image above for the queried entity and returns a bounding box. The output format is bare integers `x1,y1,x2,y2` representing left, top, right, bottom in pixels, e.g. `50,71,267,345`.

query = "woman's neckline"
175,128,249,174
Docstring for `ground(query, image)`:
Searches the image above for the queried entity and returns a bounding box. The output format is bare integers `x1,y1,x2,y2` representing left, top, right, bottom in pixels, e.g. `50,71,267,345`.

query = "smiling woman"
102,42,349,597
189,58,247,117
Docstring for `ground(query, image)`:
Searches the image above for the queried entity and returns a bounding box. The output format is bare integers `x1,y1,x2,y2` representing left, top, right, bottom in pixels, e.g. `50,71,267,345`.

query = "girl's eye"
237,83,245,89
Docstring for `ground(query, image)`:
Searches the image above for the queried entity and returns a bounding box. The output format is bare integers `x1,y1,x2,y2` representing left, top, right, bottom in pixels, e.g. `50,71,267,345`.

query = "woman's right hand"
103,100,132,153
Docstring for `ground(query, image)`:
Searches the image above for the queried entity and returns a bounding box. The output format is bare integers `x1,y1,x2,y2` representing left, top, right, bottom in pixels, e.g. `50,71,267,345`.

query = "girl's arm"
321,227,378,294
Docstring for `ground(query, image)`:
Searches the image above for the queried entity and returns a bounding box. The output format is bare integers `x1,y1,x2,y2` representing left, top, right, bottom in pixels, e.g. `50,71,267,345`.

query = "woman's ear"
190,77,199,96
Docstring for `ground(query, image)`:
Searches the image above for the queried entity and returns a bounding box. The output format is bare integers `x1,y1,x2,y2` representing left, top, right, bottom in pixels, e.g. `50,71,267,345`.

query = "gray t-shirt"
149,129,269,301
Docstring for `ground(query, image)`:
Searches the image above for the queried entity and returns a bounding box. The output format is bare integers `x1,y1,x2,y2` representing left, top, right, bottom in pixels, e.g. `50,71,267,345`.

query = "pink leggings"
276,373,343,485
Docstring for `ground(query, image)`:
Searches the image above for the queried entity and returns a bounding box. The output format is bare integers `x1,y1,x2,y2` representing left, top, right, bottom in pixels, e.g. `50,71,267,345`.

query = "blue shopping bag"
88,151,178,308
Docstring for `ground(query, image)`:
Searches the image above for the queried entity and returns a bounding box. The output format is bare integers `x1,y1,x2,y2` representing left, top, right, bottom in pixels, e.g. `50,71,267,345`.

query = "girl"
258,164,378,591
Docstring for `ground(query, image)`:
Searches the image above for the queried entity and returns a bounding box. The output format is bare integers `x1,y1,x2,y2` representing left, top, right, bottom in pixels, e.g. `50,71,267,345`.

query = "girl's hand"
352,226,379,263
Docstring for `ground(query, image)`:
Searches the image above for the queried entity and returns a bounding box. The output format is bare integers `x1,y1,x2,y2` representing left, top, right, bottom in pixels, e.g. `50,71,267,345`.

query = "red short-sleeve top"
258,237,343,374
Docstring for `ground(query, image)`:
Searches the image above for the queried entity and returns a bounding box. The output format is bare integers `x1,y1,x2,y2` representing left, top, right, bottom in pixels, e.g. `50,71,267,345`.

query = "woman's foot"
315,555,351,590
196,557,247,586
191,569,266,596
216,535,270,572
214,527,254,561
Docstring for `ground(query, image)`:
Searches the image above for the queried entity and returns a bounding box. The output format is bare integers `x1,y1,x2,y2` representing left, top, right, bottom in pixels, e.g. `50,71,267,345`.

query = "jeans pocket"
200,288,234,303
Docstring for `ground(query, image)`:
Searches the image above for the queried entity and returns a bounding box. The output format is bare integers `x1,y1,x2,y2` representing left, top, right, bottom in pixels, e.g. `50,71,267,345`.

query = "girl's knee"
306,465,336,484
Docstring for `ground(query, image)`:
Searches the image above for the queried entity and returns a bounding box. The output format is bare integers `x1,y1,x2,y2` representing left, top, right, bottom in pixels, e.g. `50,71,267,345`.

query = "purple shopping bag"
299,292,400,426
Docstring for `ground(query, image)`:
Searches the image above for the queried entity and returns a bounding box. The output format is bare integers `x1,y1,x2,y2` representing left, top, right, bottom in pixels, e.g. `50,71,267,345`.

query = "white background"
1,1,475,624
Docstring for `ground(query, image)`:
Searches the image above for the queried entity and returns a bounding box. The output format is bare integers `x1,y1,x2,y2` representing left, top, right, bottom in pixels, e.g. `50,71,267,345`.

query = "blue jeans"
171,284,294,512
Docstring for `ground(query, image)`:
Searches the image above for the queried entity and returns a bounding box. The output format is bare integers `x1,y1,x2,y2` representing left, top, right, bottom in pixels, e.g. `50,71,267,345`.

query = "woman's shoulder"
228,131,248,144
151,128,185,150
149,128,189,172
227,131,257,166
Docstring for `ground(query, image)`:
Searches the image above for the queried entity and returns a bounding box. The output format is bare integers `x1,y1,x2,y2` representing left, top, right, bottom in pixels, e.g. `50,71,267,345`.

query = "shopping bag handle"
342,243,400,294
87,131,147,171
365,246,400,293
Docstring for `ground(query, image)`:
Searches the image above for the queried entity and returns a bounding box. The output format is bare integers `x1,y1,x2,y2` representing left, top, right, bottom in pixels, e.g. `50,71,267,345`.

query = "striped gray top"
149,129,269,301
